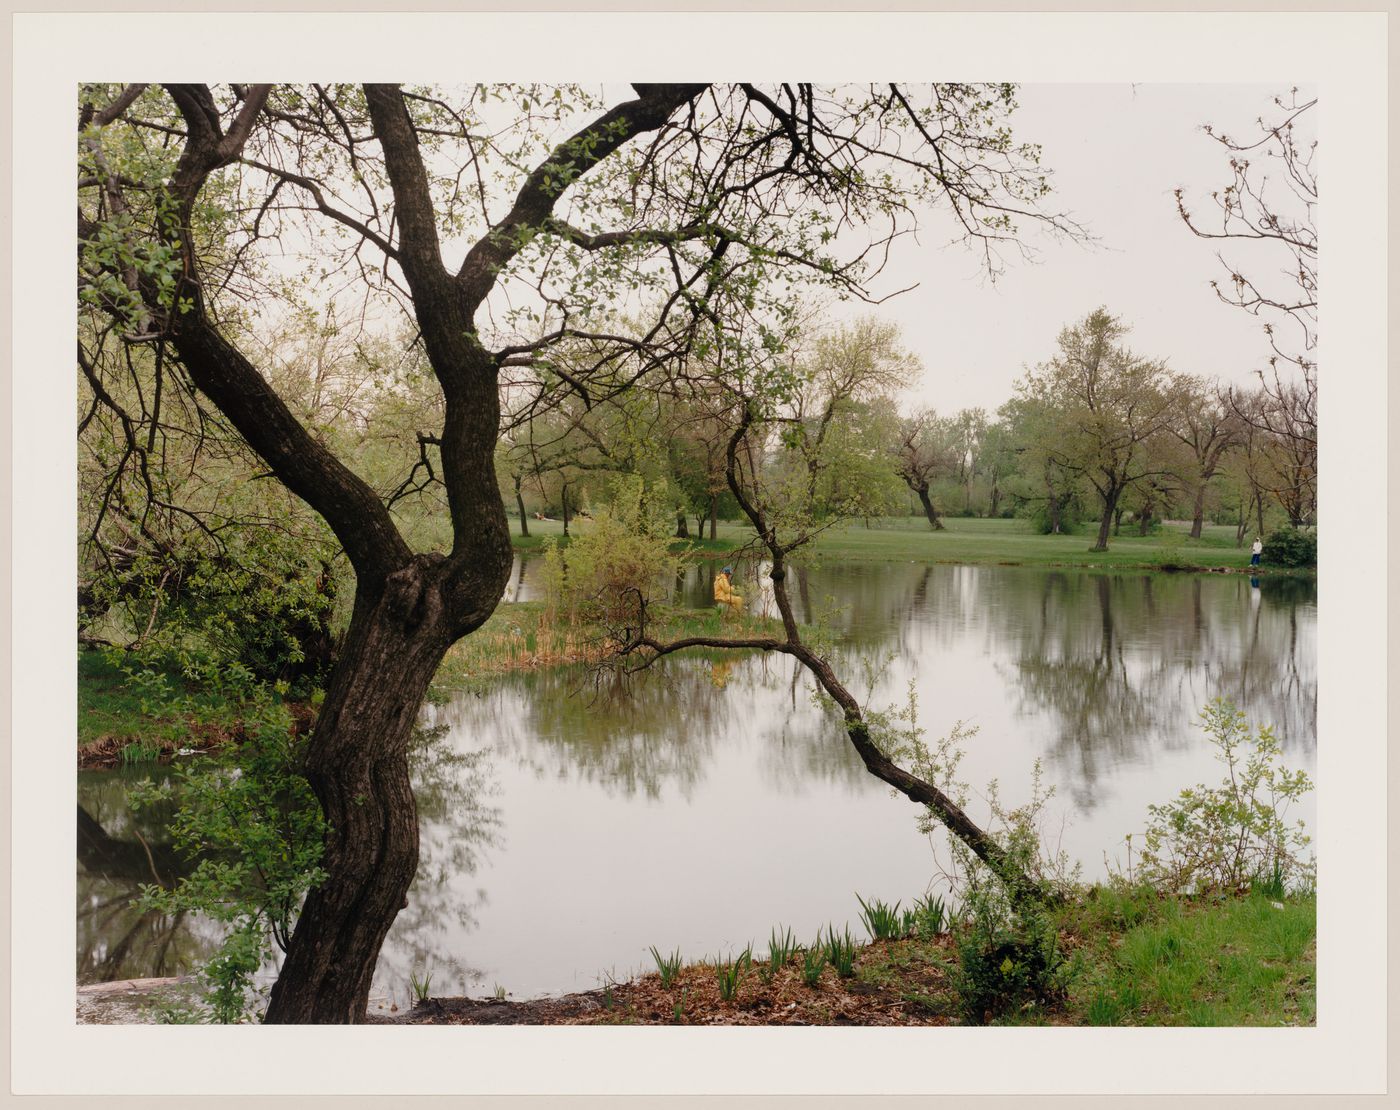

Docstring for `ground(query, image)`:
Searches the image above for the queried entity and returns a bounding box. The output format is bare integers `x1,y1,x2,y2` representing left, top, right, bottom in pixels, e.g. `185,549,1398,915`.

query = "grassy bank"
394,884,1315,1027
77,651,250,762
513,515,1310,574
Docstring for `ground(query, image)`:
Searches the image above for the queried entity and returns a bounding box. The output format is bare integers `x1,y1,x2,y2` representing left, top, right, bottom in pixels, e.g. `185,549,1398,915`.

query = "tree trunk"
1190,484,1206,540
675,512,689,539
1048,495,1062,535
561,484,571,537
1112,506,1124,536
1255,488,1266,537
989,483,1001,519
708,495,718,540
1093,491,1120,552
514,476,529,538
1137,505,1153,536
915,486,944,531
264,558,456,1024
695,511,705,538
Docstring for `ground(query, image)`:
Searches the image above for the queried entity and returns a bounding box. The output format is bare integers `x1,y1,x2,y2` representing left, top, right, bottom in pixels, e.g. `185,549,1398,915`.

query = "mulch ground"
376,937,961,1026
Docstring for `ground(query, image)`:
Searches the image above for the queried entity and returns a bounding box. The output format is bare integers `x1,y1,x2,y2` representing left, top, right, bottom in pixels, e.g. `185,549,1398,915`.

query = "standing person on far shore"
1251,536,1263,567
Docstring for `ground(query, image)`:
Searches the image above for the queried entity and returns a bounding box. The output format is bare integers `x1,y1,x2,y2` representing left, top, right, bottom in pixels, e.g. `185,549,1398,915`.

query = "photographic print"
10,7,1387,1101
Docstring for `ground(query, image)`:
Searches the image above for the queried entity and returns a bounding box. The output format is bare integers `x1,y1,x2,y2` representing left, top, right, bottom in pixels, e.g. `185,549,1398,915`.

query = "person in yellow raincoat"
713,565,744,615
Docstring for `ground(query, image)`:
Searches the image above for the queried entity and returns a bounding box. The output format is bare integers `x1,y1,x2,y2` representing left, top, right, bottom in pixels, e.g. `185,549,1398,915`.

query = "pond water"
78,561,1316,1006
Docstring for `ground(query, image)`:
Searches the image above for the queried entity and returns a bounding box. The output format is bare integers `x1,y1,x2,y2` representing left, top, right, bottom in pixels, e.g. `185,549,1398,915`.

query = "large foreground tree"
79,82,1072,1022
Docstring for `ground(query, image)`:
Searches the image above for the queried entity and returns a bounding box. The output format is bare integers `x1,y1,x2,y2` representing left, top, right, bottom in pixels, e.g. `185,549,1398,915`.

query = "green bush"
1262,528,1316,568
1026,504,1079,535
953,906,1064,1024
1134,700,1314,895
539,475,679,634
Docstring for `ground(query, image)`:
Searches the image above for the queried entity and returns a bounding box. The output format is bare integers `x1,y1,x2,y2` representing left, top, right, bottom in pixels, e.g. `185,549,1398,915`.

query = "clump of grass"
493,983,507,1001
856,894,904,941
822,925,858,978
713,946,752,1001
800,944,826,987
649,946,683,989
1085,990,1125,1026
120,739,163,765
1253,861,1287,901
409,969,432,1005
765,926,797,975
904,893,951,938
672,989,687,1024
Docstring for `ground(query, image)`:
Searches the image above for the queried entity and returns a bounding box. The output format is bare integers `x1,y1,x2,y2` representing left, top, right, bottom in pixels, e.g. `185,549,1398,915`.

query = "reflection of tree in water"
76,727,505,996
1002,575,1162,808
434,648,874,801
996,572,1316,808
373,725,504,996
77,772,222,985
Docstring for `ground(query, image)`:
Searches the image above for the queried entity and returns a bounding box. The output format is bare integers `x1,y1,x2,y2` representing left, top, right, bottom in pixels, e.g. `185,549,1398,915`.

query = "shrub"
1026,503,1079,535
1262,527,1316,568
953,906,1063,1024
1133,699,1314,895
869,682,1079,1022
539,475,679,635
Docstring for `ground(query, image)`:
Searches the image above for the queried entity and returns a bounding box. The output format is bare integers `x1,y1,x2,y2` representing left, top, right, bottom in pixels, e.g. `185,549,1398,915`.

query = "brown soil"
376,937,961,1026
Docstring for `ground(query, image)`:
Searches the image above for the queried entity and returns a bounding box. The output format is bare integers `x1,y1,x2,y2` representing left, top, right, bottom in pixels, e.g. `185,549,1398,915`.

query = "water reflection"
78,563,1316,1000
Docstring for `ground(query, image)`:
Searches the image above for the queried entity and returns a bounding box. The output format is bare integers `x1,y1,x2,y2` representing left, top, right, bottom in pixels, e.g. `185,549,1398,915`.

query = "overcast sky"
838,83,1314,416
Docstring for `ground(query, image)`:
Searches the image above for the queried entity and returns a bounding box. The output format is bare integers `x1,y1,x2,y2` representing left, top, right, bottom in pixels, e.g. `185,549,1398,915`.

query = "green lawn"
515,514,1285,573
1054,885,1316,1026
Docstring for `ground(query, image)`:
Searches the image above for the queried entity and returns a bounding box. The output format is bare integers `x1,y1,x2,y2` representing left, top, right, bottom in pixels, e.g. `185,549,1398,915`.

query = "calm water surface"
77,561,1316,1006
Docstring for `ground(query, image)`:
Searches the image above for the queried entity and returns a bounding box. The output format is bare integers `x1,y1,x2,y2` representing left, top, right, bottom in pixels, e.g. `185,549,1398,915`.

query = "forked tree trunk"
265,557,457,1024
675,512,690,539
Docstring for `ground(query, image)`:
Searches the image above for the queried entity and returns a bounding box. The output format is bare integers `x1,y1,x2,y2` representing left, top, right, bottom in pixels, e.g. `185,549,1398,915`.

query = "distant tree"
994,395,1082,534
893,408,957,530
1168,376,1243,539
1014,309,1180,551
950,408,989,514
